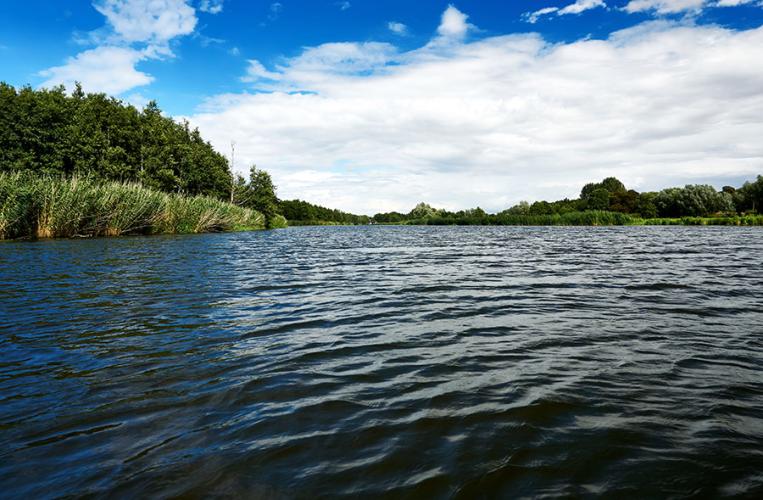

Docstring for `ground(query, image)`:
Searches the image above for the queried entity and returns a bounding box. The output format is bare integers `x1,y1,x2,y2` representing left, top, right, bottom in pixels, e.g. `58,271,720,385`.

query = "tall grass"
0,172,266,239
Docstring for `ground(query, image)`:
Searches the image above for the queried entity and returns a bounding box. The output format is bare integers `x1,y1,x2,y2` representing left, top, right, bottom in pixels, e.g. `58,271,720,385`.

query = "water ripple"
1,226,762,497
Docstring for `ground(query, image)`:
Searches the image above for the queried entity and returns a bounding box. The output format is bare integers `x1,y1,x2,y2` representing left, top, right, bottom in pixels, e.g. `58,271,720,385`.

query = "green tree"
248,165,279,226
586,188,611,210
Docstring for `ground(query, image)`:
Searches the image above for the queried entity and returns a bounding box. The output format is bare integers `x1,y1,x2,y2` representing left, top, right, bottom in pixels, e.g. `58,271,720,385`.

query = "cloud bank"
186,8,763,214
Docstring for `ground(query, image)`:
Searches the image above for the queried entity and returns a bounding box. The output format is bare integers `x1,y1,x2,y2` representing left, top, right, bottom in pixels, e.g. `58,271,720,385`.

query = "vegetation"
0,83,232,198
279,199,370,225
0,172,267,239
0,83,287,238
368,176,763,226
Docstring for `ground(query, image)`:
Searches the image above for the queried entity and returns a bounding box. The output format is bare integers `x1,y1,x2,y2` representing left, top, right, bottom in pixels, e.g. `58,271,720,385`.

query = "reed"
0,172,266,239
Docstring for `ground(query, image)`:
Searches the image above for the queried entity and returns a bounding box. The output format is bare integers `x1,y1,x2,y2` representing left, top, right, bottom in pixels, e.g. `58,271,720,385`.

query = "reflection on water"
1,226,762,497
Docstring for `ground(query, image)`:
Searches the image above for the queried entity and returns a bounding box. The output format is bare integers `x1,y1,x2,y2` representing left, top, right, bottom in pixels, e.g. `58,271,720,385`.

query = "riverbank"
0,173,285,240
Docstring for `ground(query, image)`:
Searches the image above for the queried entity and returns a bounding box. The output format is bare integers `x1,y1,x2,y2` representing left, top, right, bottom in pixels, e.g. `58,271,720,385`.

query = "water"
1,226,762,498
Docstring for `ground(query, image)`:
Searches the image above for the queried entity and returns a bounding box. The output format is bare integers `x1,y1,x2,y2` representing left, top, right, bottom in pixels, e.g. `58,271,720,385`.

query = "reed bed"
0,172,266,239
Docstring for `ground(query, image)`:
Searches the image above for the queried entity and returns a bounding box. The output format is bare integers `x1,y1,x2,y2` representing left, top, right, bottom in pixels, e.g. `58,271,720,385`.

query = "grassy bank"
0,172,278,240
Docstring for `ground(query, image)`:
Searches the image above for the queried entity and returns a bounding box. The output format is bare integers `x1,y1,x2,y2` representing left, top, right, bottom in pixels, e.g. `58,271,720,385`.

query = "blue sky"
2,1,763,212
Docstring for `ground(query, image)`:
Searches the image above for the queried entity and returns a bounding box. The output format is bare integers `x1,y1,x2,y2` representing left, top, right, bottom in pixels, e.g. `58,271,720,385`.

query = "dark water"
1,226,762,498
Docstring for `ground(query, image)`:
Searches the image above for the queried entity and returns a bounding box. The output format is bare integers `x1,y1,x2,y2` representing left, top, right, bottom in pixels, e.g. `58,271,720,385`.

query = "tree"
409,202,439,219
654,185,734,217
738,176,763,213
586,188,611,210
636,192,658,218
504,201,530,215
248,165,279,226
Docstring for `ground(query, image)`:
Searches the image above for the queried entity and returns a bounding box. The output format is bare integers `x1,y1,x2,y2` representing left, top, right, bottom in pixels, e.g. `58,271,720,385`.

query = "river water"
1,226,762,498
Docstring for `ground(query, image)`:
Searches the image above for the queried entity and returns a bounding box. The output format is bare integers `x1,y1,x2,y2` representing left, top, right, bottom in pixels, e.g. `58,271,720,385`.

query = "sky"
2,0,763,214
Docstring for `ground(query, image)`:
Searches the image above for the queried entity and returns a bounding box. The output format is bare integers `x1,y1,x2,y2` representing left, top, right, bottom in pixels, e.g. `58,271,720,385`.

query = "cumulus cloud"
94,0,197,43
185,10,763,214
525,0,606,23
39,46,154,94
199,0,224,14
39,0,199,95
437,5,472,38
388,21,408,35
336,1,351,10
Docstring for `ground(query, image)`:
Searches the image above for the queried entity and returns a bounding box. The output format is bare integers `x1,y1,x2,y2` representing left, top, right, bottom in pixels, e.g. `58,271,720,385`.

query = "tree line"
0,82,234,198
371,176,763,225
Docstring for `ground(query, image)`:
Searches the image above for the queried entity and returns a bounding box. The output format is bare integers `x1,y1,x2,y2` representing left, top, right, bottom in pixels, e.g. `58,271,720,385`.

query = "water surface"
1,226,762,497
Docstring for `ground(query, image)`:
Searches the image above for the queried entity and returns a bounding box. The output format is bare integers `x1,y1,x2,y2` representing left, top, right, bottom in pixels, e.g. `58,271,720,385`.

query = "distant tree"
737,176,763,213
409,202,440,219
636,192,658,218
586,188,611,211
529,200,553,215
654,185,734,217
503,201,530,215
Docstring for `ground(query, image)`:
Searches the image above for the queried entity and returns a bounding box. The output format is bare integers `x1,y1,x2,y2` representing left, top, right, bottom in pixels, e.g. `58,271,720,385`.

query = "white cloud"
39,46,153,95
623,0,762,13
437,5,471,38
94,0,197,43
525,7,559,24
241,59,281,82
388,21,408,35
185,11,763,214
39,0,199,95
337,1,351,10
199,0,223,14
240,42,396,90
525,0,606,23
624,0,704,13
559,0,607,15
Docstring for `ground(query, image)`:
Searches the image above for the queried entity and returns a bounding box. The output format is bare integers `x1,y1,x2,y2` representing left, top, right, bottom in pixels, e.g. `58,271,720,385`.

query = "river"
1,226,762,497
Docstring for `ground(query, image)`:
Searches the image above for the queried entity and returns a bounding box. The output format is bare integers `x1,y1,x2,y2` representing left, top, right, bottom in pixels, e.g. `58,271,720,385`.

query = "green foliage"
372,211,407,224
419,210,637,226
636,192,658,218
370,175,761,226
502,201,530,216
586,188,611,210
0,82,232,199
0,172,265,239
736,175,763,213
654,184,735,217
580,176,626,200
279,199,370,225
